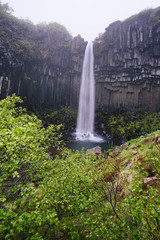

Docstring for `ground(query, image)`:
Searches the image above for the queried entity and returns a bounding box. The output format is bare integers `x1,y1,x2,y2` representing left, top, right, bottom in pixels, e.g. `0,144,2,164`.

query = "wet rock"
113,146,121,153
87,146,102,156
122,144,128,150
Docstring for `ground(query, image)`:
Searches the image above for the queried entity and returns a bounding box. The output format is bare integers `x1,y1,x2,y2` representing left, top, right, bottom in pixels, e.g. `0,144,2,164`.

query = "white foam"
75,131,104,142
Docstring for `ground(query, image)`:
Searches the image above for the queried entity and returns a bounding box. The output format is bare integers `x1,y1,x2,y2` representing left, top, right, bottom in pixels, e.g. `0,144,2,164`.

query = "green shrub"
39,107,77,141
0,95,160,239
96,111,160,142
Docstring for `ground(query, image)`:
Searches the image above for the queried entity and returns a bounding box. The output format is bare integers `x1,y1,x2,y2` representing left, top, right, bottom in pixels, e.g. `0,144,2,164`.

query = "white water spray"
76,42,103,142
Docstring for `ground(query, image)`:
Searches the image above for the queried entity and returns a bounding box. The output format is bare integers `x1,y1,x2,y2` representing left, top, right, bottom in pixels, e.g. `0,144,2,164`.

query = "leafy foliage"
1,98,59,181
96,111,160,142
39,107,77,141
0,95,160,239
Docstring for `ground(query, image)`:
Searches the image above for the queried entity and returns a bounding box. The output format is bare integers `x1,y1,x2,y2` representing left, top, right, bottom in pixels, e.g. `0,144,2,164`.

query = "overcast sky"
1,0,160,41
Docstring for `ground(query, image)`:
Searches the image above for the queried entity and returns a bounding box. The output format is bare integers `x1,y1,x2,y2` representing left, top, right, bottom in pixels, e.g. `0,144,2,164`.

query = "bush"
0,95,99,239
0,95,62,239
0,95,160,239
39,107,77,141
95,111,160,142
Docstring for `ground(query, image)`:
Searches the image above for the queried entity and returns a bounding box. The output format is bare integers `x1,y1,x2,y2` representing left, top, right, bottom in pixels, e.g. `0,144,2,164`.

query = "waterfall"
76,42,102,142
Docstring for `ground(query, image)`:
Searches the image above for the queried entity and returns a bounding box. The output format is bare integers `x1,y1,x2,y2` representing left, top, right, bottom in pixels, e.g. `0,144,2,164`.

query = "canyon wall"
1,5,160,112
0,9,86,110
94,7,160,111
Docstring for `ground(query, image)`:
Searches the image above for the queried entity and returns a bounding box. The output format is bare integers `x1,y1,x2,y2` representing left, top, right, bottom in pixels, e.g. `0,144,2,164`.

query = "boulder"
87,146,102,156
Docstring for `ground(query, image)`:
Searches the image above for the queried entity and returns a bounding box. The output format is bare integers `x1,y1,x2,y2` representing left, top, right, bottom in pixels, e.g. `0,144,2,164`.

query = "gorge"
0,5,160,112
1,4,160,239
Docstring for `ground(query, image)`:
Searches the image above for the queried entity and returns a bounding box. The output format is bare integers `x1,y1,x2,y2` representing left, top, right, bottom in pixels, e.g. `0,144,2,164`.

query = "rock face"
0,10,86,110
94,7,160,112
1,6,160,112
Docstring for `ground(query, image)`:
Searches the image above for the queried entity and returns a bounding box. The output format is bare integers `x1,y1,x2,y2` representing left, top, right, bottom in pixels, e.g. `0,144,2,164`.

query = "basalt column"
94,7,160,112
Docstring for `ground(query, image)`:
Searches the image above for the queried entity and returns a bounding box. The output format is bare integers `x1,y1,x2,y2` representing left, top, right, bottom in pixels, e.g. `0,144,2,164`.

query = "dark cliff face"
1,5,160,112
94,7,160,112
0,8,86,110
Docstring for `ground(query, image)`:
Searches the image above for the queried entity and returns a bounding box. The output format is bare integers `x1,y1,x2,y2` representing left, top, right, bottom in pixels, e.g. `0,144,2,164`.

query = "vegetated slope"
0,95,160,239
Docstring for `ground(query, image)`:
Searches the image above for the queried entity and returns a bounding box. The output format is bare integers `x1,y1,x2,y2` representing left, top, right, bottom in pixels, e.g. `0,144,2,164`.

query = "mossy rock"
118,169,141,196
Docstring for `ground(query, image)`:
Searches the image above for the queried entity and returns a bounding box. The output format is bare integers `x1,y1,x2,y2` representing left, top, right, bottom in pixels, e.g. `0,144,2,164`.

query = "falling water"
76,42,103,142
